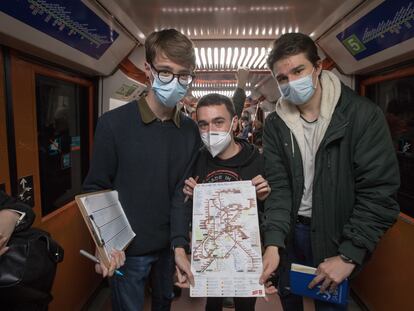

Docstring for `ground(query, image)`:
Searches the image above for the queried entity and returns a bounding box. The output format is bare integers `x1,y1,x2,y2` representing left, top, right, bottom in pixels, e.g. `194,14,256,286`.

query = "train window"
366,75,414,218
36,75,89,216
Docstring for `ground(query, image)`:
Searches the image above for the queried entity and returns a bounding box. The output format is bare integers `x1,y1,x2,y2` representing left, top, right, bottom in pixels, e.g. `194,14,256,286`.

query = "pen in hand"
80,249,124,277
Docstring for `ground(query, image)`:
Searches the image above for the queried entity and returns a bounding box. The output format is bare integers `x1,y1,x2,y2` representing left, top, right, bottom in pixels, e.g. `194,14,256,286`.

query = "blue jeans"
109,247,174,311
279,223,347,311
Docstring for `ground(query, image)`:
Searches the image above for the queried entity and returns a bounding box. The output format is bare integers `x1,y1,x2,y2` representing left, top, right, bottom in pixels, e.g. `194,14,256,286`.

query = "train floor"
85,282,365,311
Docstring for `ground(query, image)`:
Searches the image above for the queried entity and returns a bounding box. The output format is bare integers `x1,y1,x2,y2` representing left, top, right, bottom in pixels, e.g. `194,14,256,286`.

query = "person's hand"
0,209,20,256
308,256,355,293
252,175,271,201
183,177,198,198
260,246,279,285
262,271,278,302
237,67,249,89
174,247,194,288
94,249,126,277
260,246,279,301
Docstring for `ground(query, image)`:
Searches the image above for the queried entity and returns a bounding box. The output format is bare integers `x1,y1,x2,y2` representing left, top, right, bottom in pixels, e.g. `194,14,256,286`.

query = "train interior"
0,0,413,310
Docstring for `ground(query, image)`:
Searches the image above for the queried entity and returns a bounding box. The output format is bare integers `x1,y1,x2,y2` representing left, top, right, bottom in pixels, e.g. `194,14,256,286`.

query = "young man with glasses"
83,29,200,311
259,33,400,310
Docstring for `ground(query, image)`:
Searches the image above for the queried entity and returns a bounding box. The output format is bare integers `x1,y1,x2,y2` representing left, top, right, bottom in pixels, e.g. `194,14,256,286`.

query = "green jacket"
262,83,400,266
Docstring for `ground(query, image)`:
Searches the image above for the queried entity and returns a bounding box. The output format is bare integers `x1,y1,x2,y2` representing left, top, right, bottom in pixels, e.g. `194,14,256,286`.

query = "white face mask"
200,118,234,158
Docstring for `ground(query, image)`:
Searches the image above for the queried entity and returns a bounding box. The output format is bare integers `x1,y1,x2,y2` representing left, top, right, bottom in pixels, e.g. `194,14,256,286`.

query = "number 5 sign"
342,34,367,56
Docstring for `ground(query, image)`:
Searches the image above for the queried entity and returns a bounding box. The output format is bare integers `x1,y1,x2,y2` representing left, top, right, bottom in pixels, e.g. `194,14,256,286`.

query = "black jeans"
206,297,256,311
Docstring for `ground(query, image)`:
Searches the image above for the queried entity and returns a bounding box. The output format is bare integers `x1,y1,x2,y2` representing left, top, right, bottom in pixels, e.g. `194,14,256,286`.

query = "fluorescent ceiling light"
200,48,207,68
207,48,213,68
232,47,239,68
195,45,271,71
248,47,259,68
258,57,267,69
237,47,246,68
226,47,232,68
243,47,253,67
195,48,201,68
220,47,225,68
213,47,219,69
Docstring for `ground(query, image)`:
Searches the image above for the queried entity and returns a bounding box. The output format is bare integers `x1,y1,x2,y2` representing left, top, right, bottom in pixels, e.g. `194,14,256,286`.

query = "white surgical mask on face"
277,68,316,106
200,118,235,158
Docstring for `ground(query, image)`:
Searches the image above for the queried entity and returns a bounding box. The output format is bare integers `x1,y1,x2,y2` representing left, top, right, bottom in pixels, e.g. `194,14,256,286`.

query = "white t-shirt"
298,116,320,218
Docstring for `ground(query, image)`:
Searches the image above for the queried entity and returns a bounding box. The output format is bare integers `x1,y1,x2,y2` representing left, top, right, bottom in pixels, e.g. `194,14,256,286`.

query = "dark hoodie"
191,137,265,219
194,138,264,184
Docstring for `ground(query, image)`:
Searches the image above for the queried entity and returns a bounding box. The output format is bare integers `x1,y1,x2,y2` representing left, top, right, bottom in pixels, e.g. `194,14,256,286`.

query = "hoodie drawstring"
290,131,295,157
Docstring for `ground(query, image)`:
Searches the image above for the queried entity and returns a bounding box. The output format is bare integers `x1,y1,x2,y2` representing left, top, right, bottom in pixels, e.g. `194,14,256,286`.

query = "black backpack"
0,227,64,308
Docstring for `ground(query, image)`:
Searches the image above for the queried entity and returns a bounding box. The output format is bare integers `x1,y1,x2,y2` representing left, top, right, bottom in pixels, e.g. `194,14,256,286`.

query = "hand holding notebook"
290,263,349,305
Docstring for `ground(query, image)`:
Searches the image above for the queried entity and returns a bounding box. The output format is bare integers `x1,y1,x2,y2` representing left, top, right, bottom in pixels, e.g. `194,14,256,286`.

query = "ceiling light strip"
237,47,246,68
213,47,219,69
248,47,259,68
220,47,226,69
226,47,232,69
242,47,253,67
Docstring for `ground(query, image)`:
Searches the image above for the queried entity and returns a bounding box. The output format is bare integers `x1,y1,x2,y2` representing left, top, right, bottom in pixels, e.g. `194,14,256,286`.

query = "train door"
5,51,100,310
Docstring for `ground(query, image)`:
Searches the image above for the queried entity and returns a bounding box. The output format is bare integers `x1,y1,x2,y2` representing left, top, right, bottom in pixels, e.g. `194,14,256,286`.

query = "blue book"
290,263,349,305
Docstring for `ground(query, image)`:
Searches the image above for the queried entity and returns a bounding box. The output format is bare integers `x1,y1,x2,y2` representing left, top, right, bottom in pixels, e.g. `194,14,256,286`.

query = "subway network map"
190,181,264,297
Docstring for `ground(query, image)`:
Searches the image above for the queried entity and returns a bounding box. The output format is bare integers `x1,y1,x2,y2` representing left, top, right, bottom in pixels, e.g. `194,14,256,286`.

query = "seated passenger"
177,93,272,311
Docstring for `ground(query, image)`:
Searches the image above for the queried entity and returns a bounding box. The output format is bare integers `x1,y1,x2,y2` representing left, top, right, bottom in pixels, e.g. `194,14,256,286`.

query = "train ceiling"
107,0,356,41
101,0,362,98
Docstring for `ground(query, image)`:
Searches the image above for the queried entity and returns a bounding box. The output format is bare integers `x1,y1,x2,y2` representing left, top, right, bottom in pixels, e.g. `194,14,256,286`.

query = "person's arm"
0,191,35,256
338,105,400,264
171,133,201,288
83,115,118,192
233,88,246,119
82,115,124,277
233,67,249,118
262,115,292,249
260,114,293,284
0,190,35,232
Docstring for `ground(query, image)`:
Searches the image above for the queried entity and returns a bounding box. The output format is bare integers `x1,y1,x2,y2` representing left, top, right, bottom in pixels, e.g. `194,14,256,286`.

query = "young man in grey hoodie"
259,33,400,310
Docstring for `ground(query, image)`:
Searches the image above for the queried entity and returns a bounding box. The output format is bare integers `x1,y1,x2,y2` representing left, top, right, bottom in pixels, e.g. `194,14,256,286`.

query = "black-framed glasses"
151,64,194,86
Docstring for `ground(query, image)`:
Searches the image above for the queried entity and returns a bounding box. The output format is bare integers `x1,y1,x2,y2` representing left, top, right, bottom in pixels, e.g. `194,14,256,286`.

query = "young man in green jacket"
259,33,400,310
